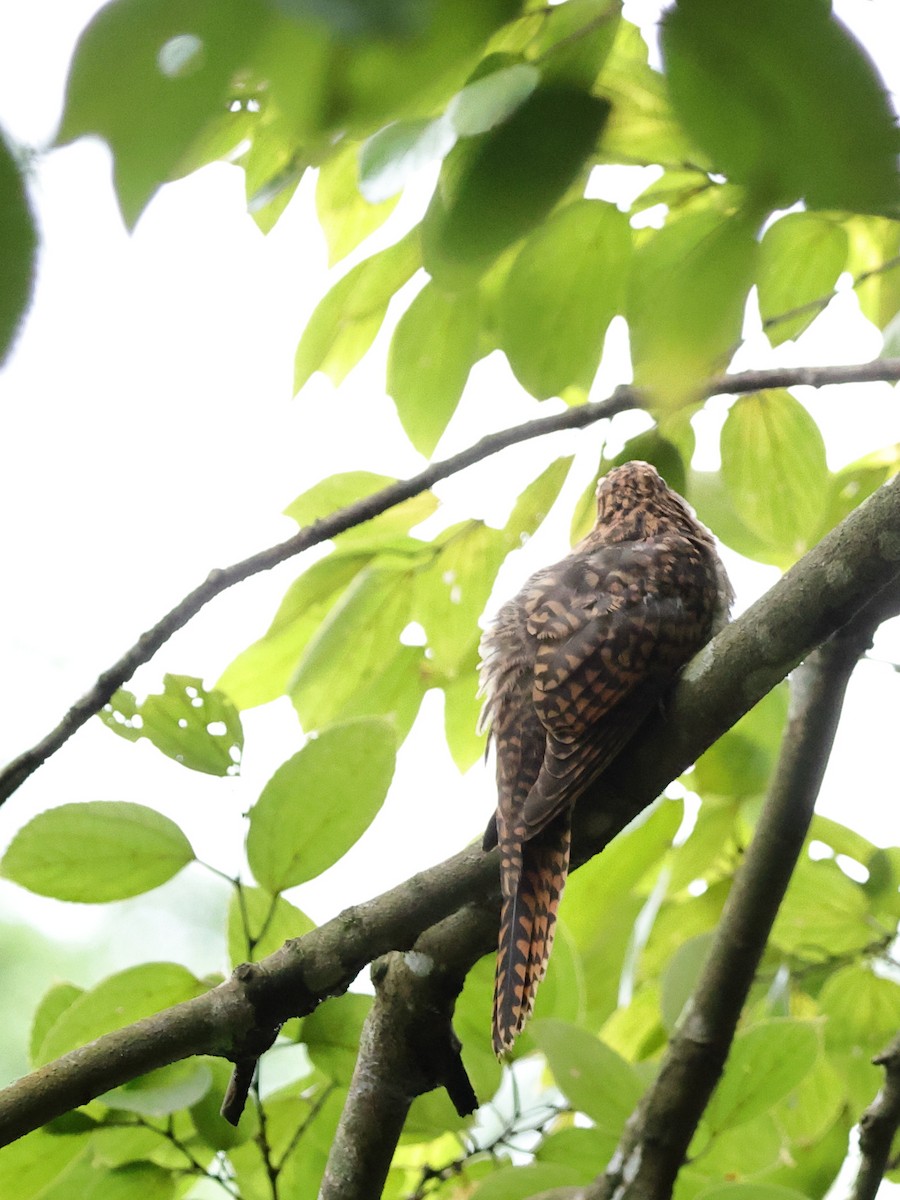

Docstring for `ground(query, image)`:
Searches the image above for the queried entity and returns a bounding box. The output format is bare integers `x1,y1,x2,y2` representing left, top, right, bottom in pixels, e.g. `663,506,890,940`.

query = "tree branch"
0,456,898,1152
584,582,900,1200
2,359,899,805
850,1029,900,1200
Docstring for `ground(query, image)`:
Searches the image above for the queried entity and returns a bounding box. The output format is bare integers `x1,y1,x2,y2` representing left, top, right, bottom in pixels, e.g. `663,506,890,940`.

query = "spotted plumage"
479,461,733,1056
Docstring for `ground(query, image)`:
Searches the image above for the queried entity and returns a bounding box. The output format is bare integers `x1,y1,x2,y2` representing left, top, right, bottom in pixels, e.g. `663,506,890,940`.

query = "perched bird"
478,461,733,1056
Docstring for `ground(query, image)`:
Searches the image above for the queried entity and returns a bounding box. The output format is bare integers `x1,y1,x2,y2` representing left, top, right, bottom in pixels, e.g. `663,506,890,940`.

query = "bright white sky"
0,0,898,1010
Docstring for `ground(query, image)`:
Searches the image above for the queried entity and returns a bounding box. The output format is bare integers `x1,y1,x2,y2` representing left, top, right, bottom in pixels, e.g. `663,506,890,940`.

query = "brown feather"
480,461,733,1056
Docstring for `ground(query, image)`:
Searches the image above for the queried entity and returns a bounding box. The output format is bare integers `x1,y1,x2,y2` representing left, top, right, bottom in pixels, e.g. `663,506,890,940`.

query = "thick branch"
319,906,492,1200
2,359,899,805
586,597,889,1200
850,1030,900,1200
0,472,898,1149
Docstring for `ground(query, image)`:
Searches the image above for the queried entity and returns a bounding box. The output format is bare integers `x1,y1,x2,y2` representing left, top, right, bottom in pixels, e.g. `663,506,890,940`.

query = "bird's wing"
522,543,700,834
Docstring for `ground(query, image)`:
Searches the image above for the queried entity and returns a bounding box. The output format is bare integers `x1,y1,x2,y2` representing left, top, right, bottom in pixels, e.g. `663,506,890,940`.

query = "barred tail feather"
491,812,572,1057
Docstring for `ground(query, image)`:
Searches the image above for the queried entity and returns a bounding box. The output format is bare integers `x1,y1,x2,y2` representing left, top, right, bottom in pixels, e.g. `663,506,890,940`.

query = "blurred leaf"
246,717,396,891
720,390,829,563
628,209,757,407
423,87,611,288
471,1164,582,1199
36,963,206,1064
819,965,900,1054
1,802,194,903
0,1128,88,1200
687,467,773,565
693,685,788,799
387,282,481,454
0,130,37,366
662,0,900,214
661,932,714,1031
818,442,900,538
57,0,260,226
30,983,83,1066
316,143,399,264
666,801,739,896
32,1157,176,1200
503,455,574,545
288,564,426,734
846,216,900,330
412,521,506,674
705,1019,818,1133
535,1126,618,1178
694,1184,810,1200
268,0,424,39
102,1060,212,1116
498,199,631,399
774,1051,844,1146
101,675,243,776
771,858,872,962
600,19,697,166
690,1112,783,1180
294,230,420,391
302,992,371,1084
532,1019,643,1134
808,815,878,869
227,886,315,964
442,647,487,771
533,0,621,90
447,62,539,136
190,1058,259,1149
284,470,438,546
758,214,848,346
452,953,502,1102
359,117,456,203
217,552,371,709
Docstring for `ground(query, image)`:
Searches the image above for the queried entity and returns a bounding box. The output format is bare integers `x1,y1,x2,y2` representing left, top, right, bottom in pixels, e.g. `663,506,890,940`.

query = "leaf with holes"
101,675,243,775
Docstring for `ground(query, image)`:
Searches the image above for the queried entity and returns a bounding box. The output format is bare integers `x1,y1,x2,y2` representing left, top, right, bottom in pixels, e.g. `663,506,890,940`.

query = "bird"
478,460,733,1057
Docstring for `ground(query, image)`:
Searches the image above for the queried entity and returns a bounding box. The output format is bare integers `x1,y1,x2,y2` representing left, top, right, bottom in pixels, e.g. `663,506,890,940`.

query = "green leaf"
284,470,438,546
662,0,900,214
294,229,420,391
690,1113,783,1180
705,1019,818,1133
503,456,574,545
36,963,206,1064
302,992,371,1085
771,858,873,961
0,130,37,366
387,282,481,454
101,675,243,776
533,0,621,90
288,564,426,734
412,521,507,674
423,87,611,288
628,209,757,407
692,685,788,799
447,62,539,137
226,886,315,964
694,1184,811,1200
498,200,631,399
57,0,260,226
819,965,900,1054
217,552,372,709
817,442,900,540
315,143,399,265
774,1051,844,1145
661,932,714,1031
471,1164,582,1200
531,1019,644,1134
190,1058,259,1149
720,390,829,564
758,214,848,346
442,653,487,771
30,983,84,1066
102,1060,212,1116
358,118,456,204
0,1130,88,1200
37,1158,176,1200
535,1126,619,1179
1,802,195,903
846,217,900,330
246,717,396,891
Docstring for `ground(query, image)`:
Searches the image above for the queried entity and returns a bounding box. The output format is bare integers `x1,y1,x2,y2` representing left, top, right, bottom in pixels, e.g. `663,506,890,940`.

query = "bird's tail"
492,810,572,1057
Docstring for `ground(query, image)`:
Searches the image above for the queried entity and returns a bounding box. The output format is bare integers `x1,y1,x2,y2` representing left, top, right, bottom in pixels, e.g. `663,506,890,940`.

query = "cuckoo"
479,460,733,1056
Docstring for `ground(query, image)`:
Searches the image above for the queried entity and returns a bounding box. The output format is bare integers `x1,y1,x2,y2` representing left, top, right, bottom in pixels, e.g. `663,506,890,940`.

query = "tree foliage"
1,1,900,1199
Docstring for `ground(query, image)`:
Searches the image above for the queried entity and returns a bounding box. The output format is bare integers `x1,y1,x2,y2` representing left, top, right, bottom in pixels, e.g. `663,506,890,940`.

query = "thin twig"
2,359,900,806
850,1029,900,1200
